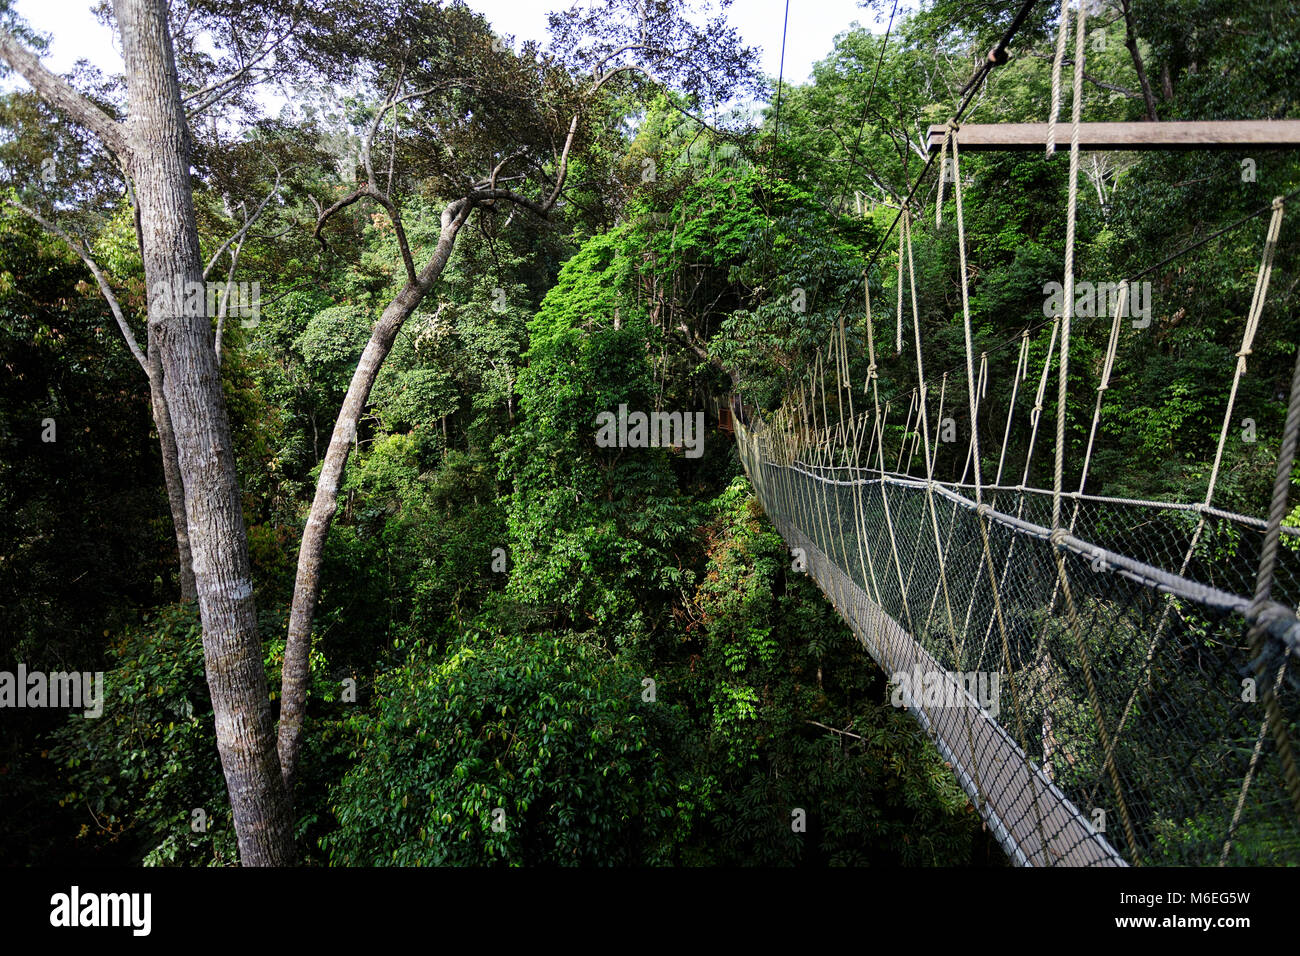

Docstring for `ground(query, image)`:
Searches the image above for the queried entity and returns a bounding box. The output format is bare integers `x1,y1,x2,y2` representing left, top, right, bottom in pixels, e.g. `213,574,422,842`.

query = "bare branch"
312,182,418,285
1027,53,1142,98
806,720,863,740
5,198,147,373
181,19,294,113
213,234,246,366
474,151,527,191
203,166,283,280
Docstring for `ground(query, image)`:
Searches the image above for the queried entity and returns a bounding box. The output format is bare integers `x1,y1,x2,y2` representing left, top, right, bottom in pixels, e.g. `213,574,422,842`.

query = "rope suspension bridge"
732,1,1300,866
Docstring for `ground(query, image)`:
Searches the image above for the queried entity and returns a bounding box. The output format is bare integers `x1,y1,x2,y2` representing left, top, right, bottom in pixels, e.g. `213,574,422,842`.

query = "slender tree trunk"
136,176,196,602
115,0,292,865
1119,0,1160,121
147,340,197,601
278,200,473,789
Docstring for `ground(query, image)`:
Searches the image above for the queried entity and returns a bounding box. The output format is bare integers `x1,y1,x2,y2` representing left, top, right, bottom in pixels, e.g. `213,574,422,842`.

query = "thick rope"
1245,341,1300,821
951,122,1050,857
937,125,951,227
1044,0,1140,861
852,277,887,609
1046,0,1071,158
896,209,907,354
952,128,983,503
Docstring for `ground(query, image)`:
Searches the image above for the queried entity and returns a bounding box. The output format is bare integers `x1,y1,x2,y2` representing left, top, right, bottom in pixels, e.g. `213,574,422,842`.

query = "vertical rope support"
1077,282,1125,495
1246,341,1300,822
851,276,887,609
1046,0,1071,158
897,386,917,472
937,126,951,227
1046,280,1127,618
1108,200,1285,754
1205,199,1285,505
952,129,982,504
994,330,1031,486
896,208,907,354
829,321,856,612
951,122,1049,856
1045,0,1140,861
977,318,1059,669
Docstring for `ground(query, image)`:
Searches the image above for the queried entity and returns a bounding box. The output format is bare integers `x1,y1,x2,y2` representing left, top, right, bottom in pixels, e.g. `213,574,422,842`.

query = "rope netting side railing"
734,399,1300,866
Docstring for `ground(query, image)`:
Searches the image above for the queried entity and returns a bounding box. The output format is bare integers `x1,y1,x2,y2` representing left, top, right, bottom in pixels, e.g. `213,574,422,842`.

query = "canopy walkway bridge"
731,0,1300,867
736,397,1300,865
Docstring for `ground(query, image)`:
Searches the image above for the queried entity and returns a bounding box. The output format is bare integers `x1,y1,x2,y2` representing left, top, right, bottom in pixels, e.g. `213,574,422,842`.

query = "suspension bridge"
732,1,1300,868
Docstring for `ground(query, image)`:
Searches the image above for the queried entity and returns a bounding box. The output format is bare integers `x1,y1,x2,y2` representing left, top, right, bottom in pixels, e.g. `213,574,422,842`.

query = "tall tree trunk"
114,0,292,865
147,340,197,601
278,200,472,789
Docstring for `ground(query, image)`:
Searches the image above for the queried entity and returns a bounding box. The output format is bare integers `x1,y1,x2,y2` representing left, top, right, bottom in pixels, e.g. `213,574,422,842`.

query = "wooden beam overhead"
926,121,1300,153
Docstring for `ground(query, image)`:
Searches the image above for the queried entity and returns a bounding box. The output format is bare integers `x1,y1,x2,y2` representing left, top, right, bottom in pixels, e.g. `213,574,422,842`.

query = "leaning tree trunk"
278,199,473,790
115,0,292,865
147,339,197,601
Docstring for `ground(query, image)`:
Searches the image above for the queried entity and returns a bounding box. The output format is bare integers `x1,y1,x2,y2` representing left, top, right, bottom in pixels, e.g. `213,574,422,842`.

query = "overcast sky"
9,0,913,90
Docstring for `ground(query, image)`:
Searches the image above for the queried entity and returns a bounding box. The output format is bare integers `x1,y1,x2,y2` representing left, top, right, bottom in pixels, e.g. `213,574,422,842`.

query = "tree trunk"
1119,0,1160,122
137,173,196,603
278,200,473,790
114,0,292,865
147,339,197,601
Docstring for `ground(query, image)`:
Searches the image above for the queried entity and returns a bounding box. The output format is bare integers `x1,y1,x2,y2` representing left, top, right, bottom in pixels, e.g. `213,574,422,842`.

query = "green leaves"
322,632,686,866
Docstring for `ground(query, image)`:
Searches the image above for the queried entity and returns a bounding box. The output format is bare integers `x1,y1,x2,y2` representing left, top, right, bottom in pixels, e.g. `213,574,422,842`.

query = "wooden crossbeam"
927,121,1300,153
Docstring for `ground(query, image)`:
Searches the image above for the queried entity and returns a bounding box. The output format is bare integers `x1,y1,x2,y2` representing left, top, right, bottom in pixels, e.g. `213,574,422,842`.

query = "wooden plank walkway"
773,516,1127,867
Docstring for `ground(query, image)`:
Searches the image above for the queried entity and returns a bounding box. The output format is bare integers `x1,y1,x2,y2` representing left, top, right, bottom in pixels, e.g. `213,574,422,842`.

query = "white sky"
9,0,913,90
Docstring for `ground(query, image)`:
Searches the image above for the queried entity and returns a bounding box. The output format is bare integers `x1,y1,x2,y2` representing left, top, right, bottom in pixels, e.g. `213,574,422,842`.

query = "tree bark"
137,178,196,602
277,199,473,789
114,0,292,865
147,339,197,601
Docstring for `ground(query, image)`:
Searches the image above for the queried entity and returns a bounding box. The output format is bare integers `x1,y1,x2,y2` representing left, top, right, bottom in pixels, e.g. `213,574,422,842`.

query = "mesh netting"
736,411,1300,867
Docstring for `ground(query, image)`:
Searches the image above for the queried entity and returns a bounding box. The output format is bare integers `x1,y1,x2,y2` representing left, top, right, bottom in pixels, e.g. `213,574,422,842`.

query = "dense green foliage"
3,0,1298,866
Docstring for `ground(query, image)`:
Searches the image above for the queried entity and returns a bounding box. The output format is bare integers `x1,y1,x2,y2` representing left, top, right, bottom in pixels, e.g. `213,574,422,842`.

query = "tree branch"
212,235,245,366
181,19,295,116
0,31,131,159
204,166,282,280
5,198,147,373
806,719,863,740
1119,0,1161,121
1027,52,1142,99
